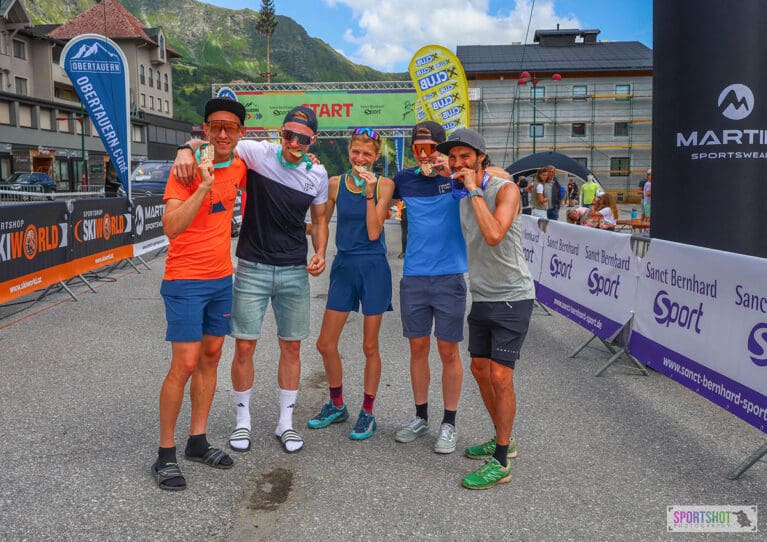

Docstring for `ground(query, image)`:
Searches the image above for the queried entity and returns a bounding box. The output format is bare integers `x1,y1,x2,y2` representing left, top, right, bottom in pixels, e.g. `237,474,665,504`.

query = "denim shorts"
326,252,393,315
231,259,310,341
161,276,233,342
400,274,466,342
467,299,534,368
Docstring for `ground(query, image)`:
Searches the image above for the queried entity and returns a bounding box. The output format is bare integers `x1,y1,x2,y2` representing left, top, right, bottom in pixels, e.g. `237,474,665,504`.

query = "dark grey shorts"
467,299,534,368
400,274,467,342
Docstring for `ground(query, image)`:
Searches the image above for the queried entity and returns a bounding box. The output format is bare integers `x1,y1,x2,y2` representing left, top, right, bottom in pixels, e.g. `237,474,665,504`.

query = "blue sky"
206,0,652,72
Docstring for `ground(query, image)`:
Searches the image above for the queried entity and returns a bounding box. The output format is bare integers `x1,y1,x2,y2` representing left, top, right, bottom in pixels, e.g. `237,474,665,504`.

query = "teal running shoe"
349,410,377,440
307,401,349,429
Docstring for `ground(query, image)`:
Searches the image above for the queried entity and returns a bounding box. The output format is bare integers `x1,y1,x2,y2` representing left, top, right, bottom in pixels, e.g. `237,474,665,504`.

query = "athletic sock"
330,385,344,408
158,446,177,464
185,433,209,457
233,388,252,430
493,443,509,467
415,402,428,422
441,409,456,427
276,388,298,436
362,393,375,414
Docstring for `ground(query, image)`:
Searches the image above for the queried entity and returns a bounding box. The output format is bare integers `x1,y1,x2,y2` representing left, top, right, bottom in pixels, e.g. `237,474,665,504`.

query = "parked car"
117,160,173,197
0,172,57,193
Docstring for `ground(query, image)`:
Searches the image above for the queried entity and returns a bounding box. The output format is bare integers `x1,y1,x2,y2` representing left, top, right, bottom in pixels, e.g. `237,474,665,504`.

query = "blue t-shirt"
393,167,467,276
335,173,386,255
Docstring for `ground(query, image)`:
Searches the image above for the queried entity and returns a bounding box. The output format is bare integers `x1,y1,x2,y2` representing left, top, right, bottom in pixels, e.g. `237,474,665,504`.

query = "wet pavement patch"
248,468,293,511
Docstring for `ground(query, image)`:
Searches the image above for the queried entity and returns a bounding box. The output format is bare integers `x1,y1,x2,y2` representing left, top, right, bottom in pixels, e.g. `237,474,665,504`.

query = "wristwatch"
177,144,193,152
468,188,483,198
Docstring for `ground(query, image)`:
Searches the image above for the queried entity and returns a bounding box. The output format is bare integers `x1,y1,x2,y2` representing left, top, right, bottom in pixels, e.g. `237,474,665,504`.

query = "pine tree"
256,0,278,83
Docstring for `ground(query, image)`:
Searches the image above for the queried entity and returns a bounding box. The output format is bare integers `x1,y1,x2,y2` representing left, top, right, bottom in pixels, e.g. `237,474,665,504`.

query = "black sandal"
184,446,234,469
152,461,186,491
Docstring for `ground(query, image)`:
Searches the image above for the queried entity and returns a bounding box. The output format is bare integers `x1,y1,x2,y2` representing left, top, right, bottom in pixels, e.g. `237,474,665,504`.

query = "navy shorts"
161,276,233,342
467,299,534,368
326,252,393,315
400,274,466,342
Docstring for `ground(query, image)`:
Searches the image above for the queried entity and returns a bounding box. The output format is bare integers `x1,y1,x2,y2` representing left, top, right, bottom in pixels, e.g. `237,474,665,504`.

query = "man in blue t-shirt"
392,121,467,455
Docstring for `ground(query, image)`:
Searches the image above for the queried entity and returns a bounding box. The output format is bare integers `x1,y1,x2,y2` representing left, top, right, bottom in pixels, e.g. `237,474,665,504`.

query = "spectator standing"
530,166,549,219
642,169,652,221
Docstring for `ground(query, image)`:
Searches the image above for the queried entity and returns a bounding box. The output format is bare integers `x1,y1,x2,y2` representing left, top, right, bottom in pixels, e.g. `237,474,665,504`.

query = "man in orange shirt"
152,98,247,491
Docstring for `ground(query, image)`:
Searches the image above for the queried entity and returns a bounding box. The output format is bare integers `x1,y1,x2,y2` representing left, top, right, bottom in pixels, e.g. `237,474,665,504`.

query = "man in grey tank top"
436,128,535,490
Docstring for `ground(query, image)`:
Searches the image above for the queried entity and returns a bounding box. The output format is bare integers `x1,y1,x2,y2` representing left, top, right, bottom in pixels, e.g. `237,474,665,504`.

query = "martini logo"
718,84,753,120
747,322,767,367
135,205,145,237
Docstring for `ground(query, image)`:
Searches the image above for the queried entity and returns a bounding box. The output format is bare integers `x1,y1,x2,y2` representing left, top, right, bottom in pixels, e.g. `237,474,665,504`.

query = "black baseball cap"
411,121,446,144
284,105,318,133
204,97,246,125
436,128,487,155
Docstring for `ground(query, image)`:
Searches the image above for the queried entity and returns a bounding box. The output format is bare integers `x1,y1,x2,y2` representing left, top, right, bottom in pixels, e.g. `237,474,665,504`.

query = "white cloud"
324,0,580,72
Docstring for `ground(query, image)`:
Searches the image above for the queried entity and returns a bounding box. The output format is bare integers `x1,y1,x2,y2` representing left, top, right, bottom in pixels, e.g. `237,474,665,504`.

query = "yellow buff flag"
408,45,470,135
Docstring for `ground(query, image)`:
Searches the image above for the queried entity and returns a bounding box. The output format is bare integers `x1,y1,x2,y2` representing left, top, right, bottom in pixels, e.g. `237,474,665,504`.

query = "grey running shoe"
394,416,428,443
433,422,457,454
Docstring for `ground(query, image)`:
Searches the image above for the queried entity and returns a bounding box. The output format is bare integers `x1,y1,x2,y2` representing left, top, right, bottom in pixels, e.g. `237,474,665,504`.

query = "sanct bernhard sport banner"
70,199,133,274
235,90,416,130
537,222,638,342
131,195,168,257
629,238,767,433
0,202,69,303
408,45,470,134
61,34,131,198
519,215,543,283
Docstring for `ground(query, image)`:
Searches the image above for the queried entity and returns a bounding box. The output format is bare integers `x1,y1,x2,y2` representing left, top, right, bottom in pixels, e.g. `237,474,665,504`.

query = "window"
530,86,545,101
12,39,26,60
614,122,630,137
155,70,160,89
164,100,169,113
164,74,169,92
15,77,28,96
529,123,544,138
18,105,32,127
158,34,166,61
39,108,52,130
1,158,11,181
573,157,588,169
572,85,588,101
140,93,146,107
57,116,71,133
149,96,155,110
0,101,10,124
571,123,586,137
610,157,630,176
148,67,153,88
615,84,631,101
139,65,145,85
132,124,145,143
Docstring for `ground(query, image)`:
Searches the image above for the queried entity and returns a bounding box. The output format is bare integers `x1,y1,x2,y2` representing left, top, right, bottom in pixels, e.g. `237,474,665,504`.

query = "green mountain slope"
26,0,407,123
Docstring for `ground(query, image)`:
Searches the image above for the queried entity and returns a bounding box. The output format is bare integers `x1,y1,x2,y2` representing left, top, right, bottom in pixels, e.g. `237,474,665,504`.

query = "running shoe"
307,401,349,429
349,410,377,440
394,416,428,443
461,458,512,490
433,422,457,454
464,436,518,460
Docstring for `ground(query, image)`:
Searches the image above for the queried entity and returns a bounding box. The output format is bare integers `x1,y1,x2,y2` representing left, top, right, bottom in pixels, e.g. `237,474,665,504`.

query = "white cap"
596,190,606,197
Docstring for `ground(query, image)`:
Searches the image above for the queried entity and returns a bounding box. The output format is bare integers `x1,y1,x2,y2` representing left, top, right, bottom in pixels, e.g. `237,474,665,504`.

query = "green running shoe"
461,458,512,490
307,401,349,429
464,436,518,460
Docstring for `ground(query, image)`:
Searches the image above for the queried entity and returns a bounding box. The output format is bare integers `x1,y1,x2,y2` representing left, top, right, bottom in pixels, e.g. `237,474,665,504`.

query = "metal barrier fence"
0,185,107,205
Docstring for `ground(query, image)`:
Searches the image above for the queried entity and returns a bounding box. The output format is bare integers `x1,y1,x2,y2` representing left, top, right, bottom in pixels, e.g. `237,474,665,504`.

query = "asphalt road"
0,221,764,541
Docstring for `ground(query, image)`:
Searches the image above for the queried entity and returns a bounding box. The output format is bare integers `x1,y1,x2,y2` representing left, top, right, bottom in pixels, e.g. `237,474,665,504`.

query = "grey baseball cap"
435,128,487,155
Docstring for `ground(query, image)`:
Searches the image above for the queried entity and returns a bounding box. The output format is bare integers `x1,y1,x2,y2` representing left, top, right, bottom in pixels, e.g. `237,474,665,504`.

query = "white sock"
275,388,298,437
234,388,252,430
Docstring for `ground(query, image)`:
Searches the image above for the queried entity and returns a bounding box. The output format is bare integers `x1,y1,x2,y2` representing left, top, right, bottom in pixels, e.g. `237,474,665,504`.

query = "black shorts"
467,299,534,368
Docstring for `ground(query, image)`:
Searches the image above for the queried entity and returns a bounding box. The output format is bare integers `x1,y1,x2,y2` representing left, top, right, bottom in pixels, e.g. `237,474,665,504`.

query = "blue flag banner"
61,34,132,198
394,134,405,174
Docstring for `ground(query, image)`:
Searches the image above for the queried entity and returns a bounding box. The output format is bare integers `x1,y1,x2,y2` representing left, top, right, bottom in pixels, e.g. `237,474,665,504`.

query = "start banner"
629,238,767,433
537,221,638,342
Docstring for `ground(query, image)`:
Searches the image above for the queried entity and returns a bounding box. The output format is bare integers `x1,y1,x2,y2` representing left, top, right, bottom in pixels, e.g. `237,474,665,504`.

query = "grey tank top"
460,176,536,302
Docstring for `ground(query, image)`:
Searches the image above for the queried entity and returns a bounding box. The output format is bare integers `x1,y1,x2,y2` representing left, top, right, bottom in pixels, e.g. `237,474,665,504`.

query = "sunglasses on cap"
353,127,380,141
412,142,437,155
206,120,241,137
282,129,313,146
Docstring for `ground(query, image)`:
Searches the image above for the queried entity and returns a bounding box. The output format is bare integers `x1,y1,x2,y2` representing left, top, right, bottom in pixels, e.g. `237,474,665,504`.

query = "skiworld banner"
629,238,767,433
61,34,132,198
519,215,543,284
408,45,470,135
69,198,133,275
536,222,638,342
654,0,767,257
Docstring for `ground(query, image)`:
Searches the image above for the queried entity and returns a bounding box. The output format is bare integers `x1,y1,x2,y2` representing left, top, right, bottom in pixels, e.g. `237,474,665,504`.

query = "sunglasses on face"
206,120,241,137
353,127,380,141
412,143,437,155
282,129,313,146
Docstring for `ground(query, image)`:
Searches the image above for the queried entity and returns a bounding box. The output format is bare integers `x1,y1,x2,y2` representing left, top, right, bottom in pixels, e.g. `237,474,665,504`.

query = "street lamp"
56,104,87,190
518,71,562,154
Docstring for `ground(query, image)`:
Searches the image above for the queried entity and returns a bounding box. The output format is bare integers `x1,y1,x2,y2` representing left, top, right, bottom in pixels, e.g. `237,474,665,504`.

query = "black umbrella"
504,151,596,183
